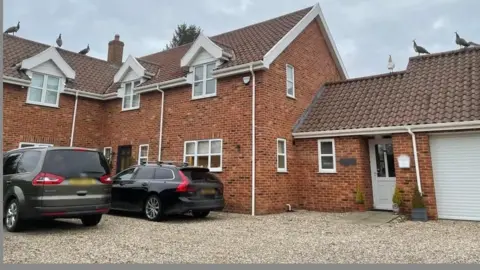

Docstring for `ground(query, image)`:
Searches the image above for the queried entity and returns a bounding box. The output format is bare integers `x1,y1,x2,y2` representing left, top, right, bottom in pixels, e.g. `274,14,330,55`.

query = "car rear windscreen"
42,149,111,178
181,169,220,182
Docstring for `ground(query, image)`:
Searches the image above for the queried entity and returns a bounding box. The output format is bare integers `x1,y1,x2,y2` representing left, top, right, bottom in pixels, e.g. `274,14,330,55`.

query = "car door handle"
119,182,125,186
141,182,148,187
6,180,12,185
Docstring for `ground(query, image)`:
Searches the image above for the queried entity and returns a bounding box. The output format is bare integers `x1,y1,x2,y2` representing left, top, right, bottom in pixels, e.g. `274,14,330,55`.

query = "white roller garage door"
430,133,480,221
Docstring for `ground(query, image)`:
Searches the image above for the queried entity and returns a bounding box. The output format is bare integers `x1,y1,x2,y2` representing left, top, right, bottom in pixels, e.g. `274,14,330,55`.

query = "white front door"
369,138,396,210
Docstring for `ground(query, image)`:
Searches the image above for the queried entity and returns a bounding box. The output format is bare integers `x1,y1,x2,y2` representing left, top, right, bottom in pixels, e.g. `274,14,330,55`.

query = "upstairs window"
27,72,61,107
286,64,295,98
193,63,216,99
123,80,141,110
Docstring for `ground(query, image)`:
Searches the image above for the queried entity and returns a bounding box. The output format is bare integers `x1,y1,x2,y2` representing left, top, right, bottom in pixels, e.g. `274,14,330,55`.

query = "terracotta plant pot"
357,204,366,212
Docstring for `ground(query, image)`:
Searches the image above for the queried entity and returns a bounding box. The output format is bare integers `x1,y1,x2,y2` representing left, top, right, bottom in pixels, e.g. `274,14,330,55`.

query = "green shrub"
355,185,364,204
411,185,425,208
392,186,402,206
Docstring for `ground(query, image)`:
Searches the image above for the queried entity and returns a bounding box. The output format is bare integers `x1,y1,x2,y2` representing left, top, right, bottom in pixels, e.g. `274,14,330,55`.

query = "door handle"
119,182,125,186
6,180,12,185
141,182,148,187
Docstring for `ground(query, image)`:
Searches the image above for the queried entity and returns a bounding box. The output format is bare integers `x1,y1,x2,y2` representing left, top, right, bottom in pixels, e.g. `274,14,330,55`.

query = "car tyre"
192,210,210,218
144,194,164,221
80,214,103,227
4,198,23,232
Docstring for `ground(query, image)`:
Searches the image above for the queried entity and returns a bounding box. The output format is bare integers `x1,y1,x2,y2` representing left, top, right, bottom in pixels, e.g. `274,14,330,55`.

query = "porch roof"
294,46,480,134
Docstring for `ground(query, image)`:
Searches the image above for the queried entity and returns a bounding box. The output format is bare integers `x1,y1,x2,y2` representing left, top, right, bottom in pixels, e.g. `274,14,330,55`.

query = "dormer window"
122,80,141,110
192,62,216,99
26,72,61,107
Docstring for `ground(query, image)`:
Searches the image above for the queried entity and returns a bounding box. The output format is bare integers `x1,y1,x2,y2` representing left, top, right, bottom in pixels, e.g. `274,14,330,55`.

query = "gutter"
156,85,165,161
407,127,422,195
292,121,480,139
69,91,79,147
249,64,256,216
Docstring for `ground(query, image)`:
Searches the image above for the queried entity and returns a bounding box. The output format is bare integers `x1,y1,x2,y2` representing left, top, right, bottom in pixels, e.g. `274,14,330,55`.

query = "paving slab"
337,211,397,224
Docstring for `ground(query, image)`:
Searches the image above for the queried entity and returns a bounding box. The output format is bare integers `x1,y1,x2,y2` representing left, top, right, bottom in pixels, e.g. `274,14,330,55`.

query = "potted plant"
392,186,402,215
355,185,365,212
411,186,428,221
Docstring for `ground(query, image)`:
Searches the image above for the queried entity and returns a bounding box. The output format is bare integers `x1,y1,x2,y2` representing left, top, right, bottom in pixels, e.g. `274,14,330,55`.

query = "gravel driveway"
3,210,480,263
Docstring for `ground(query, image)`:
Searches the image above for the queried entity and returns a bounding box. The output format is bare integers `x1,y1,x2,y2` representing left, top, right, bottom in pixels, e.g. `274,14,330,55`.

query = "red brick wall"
160,73,260,213
293,137,372,212
254,20,342,214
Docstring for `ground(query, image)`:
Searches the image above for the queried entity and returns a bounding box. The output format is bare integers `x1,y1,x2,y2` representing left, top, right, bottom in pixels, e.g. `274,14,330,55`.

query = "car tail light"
176,171,195,192
32,172,65,186
100,174,112,184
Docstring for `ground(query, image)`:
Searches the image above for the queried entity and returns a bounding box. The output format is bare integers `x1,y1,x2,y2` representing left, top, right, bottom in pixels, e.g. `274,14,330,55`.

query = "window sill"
277,170,288,174
318,170,337,174
209,168,223,173
192,94,217,100
121,107,140,112
287,95,296,100
25,101,59,108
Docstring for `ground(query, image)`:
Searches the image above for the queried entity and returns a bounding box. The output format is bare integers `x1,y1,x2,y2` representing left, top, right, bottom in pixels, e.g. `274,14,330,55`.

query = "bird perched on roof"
455,31,480,48
56,34,62,47
4,21,20,35
387,55,395,73
79,44,90,55
413,39,430,55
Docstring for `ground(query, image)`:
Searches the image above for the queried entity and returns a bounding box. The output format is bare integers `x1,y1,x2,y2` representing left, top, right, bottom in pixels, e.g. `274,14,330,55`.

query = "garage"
429,133,480,221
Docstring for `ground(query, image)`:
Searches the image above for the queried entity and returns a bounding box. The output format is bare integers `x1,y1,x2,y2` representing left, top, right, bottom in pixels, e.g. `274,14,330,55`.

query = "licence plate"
200,188,216,195
69,178,96,186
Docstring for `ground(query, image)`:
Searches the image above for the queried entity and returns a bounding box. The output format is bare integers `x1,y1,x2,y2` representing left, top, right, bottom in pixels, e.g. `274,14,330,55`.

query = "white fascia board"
113,55,146,83
180,33,225,67
292,121,480,139
262,3,348,80
20,46,76,80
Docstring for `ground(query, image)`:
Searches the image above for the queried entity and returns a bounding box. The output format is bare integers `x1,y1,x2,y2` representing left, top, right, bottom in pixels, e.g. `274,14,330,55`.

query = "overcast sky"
5,0,479,78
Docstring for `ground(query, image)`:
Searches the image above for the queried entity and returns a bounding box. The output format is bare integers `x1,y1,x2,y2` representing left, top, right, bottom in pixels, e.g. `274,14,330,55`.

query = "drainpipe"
407,127,422,195
69,91,79,147
156,85,165,161
250,64,256,216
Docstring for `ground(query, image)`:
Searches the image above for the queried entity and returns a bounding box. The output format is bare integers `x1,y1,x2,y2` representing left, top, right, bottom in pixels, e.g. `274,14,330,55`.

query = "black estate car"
3,146,113,232
110,162,225,221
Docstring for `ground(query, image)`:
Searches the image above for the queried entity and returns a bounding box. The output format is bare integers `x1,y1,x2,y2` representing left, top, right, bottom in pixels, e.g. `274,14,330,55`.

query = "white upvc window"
27,72,62,107
318,139,336,173
286,64,295,98
192,62,217,99
277,138,287,172
122,80,141,110
184,139,222,172
18,142,53,148
138,144,149,165
103,147,112,160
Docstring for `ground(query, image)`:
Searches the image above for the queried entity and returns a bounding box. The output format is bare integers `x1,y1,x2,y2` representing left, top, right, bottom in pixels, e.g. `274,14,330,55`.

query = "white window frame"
192,62,217,99
103,147,112,159
18,142,53,149
286,64,295,98
183,139,223,172
138,144,149,165
318,139,336,173
122,80,141,111
277,138,287,172
26,72,62,108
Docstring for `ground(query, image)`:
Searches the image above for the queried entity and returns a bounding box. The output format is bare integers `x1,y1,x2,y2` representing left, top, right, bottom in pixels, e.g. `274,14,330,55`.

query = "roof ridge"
324,71,405,86
4,33,118,67
409,46,480,61
137,5,313,60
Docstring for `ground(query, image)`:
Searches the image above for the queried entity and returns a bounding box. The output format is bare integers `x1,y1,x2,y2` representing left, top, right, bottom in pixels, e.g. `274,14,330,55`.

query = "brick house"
293,46,480,221
3,4,347,215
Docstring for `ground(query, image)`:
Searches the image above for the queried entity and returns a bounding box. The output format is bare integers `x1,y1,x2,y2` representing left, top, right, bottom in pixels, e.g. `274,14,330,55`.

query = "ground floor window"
318,139,336,173
277,138,287,172
138,144,149,165
18,142,53,148
184,139,222,172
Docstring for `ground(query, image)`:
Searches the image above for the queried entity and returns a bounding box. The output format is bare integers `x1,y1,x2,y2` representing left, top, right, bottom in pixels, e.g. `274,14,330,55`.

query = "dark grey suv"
3,146,113,232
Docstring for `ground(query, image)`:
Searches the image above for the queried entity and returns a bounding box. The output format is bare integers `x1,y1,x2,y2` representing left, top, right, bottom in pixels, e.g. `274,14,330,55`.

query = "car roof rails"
157,161,189,167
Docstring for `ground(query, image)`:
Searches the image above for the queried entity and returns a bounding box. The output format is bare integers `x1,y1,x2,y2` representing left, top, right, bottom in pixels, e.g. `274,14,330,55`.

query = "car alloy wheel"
5,199,20,232
145,195,162,221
